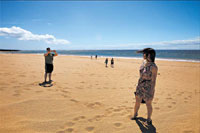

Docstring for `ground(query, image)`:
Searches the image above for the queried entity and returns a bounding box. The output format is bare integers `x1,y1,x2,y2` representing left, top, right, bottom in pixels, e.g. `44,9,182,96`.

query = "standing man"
111,58,114,68
105,58,108,67
44,47,58,83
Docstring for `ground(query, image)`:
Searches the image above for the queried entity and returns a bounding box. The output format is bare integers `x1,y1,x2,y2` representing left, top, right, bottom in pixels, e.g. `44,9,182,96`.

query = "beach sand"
0,54,199,133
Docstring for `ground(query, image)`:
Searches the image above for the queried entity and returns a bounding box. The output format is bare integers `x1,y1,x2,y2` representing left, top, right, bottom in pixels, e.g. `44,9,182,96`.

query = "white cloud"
0,26,70,45
145,37,200,46
117,37,200,49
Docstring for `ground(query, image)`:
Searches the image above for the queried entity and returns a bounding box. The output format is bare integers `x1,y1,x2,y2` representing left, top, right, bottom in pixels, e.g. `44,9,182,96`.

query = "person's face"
144,53,152,62
143,53,147,59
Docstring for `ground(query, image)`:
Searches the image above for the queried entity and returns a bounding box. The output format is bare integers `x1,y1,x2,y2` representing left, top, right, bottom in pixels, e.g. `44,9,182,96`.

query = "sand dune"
0,54,199,133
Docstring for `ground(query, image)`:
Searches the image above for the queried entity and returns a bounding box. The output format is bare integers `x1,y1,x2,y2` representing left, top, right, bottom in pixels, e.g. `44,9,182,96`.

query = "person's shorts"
45,64,53,73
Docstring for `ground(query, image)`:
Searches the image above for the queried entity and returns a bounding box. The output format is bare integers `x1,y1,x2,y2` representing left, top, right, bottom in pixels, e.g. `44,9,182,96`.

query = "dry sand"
0,54,199,133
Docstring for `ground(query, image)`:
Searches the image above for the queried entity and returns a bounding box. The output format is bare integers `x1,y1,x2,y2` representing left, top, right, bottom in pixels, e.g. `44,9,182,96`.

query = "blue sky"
0,1,200,50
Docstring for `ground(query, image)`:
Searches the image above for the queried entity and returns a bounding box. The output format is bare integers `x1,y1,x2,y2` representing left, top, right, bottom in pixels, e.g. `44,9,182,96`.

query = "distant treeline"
0,49,20,51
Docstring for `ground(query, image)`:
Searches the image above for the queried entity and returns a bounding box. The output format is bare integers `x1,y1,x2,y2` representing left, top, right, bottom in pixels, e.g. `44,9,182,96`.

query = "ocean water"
2,50,200,62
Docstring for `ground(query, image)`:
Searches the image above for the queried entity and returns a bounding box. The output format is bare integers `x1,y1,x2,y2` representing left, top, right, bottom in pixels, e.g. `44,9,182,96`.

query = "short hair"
137,48,156,62
46,47,50,51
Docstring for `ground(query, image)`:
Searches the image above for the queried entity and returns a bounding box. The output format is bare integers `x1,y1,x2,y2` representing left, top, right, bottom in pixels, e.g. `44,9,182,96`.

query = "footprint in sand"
155,107,160,110
177,92,182,96
0,88,4,91
182,130,194,133
13,93,20,97
57,128,74,133
106,107,114,111
123,108,131,113
65,122,75,127
166,97,173,100
181,92,185,94
61,94,69,98
113,108,122,112
31,82,40,86
124,101,129,103
105,108,114,115
168,105,172,108
24,88,31,91
14,90,21,93
154,98,159,101
13,86,21,89
70,99,79,103
61,90,70,94
177,92,184,96
105,107,115,113
120,110,129,116
64,87,70,89
19,74,26,77
172,101,176,104
65,128,74,132
114,122,122,128
56,131,64,133
127,114,132,119
47,89,53,92
76,87,83,89
93,115,105,121
86,102,103,109
35,90,43,93
126,107,133,110
85,126,95,132
19,82,25,85
184,97,188,100
73,116,86,121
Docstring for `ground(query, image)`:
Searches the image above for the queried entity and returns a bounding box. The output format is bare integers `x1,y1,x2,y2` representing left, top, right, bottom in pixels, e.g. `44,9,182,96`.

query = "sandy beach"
0,54,199,133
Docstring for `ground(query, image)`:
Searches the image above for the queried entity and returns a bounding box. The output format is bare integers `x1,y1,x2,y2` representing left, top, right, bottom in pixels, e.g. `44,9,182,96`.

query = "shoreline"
0,53,200,63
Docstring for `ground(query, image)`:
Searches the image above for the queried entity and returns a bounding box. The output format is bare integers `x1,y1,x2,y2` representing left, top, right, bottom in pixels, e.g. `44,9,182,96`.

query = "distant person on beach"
111,58,114,68
91,56,93,59
44,47,58,83
131,48,158,125
105,58,108,67
95,55,98,59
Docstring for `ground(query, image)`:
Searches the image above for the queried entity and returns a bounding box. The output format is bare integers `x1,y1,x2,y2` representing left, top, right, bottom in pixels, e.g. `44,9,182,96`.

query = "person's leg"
146,99,153,121
44,73,47,82
133,95,142,118
49,73,52,81
48,64,53,82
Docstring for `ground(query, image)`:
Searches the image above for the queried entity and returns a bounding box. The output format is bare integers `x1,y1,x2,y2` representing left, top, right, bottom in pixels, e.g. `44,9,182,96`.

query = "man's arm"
44,51,50,56
52,50,58,56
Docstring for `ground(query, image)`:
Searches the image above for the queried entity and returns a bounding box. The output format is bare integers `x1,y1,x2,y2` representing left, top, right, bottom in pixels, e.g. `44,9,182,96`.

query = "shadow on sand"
39,81,53,87
134,117,156,133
